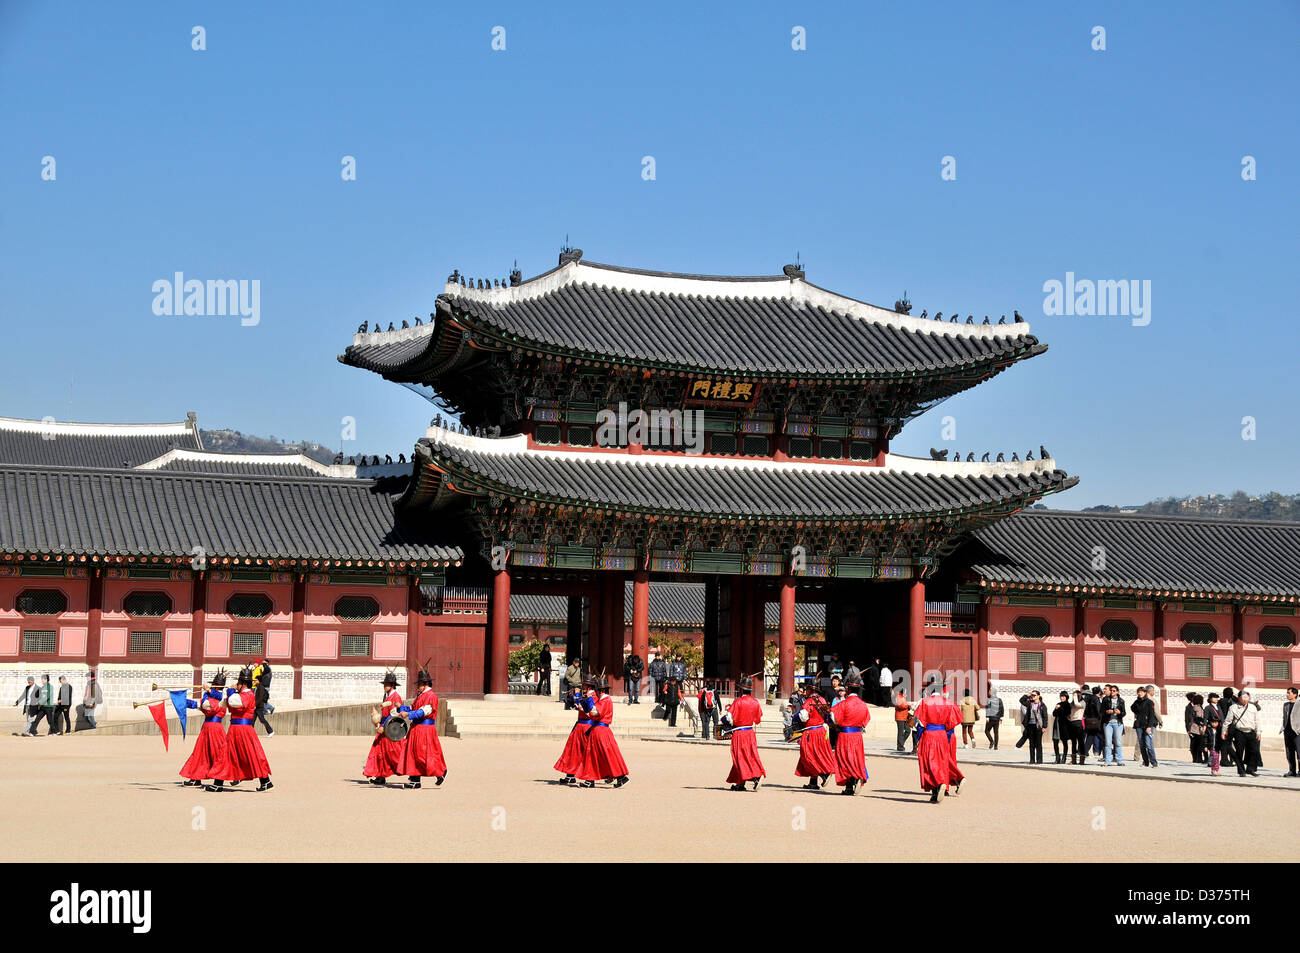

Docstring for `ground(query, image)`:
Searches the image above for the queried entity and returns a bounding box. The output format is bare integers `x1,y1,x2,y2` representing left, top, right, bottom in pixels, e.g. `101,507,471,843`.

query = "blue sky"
1,1,1296,508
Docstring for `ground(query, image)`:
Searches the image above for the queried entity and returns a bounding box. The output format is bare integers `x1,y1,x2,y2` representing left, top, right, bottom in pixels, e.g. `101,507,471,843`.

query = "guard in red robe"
180,670,229,786
794,688,836,789
725,677,766,791
396,667,447,788
554,675,596,784
915,688,965,803
363,670,406,785
830,691,870,795
207,667,272,792
577,677,629,788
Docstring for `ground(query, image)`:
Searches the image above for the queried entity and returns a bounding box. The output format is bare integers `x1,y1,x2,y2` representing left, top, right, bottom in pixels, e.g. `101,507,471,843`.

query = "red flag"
147,701,170,751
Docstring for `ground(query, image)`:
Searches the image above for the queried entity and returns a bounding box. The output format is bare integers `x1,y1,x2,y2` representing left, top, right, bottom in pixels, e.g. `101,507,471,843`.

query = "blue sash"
732,725,753,732
203,717,222,724
230,718,252,726
839,726,862,733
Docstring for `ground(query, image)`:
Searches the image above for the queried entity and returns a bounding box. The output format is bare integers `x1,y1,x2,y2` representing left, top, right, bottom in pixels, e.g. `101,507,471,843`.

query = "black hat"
595,676,610,693
382,669,399,688
208,668,228,688
236,667,254,687
738,676,753,693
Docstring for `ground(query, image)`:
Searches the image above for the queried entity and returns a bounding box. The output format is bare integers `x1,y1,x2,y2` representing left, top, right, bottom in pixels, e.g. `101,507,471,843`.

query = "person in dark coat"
622,651,643,704
648,654,667,703
663,677,682,728
536,641,553,696
864,660,881,705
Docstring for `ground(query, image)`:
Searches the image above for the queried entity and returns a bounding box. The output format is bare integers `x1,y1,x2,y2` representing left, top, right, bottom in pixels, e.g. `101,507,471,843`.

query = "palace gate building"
2,251,1298,724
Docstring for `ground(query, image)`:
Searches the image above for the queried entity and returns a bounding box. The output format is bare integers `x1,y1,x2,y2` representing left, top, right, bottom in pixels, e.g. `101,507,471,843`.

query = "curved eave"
402,441,1077,523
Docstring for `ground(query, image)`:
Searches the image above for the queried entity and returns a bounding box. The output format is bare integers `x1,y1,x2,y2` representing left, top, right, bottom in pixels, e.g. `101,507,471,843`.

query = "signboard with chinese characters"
686,379,761,406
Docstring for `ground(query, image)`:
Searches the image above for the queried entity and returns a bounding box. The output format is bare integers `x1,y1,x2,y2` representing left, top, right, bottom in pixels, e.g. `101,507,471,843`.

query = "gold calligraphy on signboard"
686,379,759,404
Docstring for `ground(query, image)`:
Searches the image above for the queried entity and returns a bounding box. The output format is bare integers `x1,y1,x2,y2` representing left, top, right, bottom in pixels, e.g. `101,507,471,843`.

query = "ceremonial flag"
147,701,170,751
169,690,189,739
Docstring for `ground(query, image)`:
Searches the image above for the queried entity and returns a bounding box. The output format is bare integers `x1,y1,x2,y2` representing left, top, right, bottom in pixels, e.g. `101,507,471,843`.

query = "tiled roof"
968,509,1300,600
342,256,1045,380
0,466,460,565
0,416,203,469
136,449,351,479
510,582,825,629
409,430,1076,521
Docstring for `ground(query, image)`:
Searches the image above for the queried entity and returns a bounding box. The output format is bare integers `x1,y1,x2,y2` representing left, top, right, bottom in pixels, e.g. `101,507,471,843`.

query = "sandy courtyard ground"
2,733,1295,862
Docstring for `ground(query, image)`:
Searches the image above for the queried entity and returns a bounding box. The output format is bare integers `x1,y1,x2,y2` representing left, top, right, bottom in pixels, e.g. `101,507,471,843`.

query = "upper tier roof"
405,427,1076,520
0,415,203,469
0,465,460,565
968,509,1300,600
342,254,1046,381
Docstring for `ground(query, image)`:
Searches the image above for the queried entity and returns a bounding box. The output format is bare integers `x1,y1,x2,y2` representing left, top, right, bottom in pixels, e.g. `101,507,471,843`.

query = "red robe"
212,689,271,781
397,687,447,778
554,690,595,775
831,694,870,785
577,694,629,781
915,695,964,792
363,689,407,778
725,693,766,784
794,696,837,778
180,692,228,780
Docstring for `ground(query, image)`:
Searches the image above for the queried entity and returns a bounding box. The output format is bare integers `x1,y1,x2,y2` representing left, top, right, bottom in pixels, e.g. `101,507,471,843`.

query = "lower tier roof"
405,429,1077,520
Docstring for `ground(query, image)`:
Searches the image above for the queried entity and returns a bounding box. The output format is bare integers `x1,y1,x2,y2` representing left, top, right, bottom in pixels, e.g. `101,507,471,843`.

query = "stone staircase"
442,694,901,744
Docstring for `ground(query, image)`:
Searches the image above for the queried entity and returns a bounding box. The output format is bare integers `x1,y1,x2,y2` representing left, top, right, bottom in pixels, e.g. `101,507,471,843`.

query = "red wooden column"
778,576,796,699
1153,600,1166,714
607,573,626,692
908,580,925,688
735,578,752,684
1073,598,1087,684
86,570,103,676
1232,603,1244,689
291,574,306,700
632,571,649,690
406,577,421,698
189,571,207,687
975,598,989,685
489,568,511,695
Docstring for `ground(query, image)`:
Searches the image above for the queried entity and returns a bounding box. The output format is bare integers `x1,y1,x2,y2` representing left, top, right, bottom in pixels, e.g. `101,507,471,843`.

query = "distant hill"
199,429,339,465
1076,492,1300,523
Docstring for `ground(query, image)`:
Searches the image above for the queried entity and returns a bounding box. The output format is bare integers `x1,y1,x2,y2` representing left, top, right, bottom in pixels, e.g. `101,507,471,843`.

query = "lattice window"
334,596,379,622
340,634,371,657
849,441,874,461
1018,650,1044,672
124,591,172,617
566,425,593,447
232,632,264,655
740,435,769,456
1180,623,1217,645
129,631,163,654
534,424,561,446
817,438,842,459
1260,625,1297,649
1013,616,1050,640
788,437,813,459
1185,657,1212,679
1101,619,1138,642
21,630,56,653
1265,660,1290,681
226,593,272,619
708,433,737,455
16,589,66,615
1106,654,1133,675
